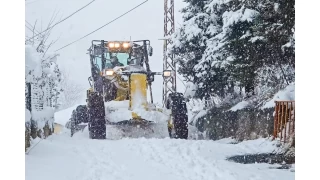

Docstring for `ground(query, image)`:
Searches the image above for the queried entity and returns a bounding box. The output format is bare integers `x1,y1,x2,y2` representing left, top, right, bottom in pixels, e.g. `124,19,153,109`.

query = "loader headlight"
108,43,115,48
122,43,130,48
105,69,114,76
115,43,120,48
163,70,172,78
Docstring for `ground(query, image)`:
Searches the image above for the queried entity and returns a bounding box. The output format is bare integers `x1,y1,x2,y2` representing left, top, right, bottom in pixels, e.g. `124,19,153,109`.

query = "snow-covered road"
25,128,294,180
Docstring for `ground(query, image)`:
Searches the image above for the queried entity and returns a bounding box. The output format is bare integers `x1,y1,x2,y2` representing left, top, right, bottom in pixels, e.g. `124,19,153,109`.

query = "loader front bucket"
106,119,160,139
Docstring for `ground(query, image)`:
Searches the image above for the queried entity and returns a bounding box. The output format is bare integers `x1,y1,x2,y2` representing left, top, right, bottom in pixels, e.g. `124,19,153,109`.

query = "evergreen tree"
171,0,295,107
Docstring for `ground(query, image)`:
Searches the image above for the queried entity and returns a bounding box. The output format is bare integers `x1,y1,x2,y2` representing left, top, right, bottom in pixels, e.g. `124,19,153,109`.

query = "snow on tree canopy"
222,6,259,31
25,44,63,130
184,82,197,99
169,0,294,110
25,45,42,79
32,107,55,130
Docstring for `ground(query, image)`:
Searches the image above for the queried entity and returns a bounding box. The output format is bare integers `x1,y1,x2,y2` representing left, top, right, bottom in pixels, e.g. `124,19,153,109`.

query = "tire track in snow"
26,133,294,180
137,139,238,180
73,141,129,180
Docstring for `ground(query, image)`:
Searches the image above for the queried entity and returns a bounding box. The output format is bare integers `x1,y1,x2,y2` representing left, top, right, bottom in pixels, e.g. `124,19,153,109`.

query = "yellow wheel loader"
69,40,188,139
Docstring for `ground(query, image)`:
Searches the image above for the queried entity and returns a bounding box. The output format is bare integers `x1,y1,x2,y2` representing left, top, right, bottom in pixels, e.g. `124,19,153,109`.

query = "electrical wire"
27,0,97,41
54,0,148,52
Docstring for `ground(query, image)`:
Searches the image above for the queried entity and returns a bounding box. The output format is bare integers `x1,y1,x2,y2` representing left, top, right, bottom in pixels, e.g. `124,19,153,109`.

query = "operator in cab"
110,56,124,67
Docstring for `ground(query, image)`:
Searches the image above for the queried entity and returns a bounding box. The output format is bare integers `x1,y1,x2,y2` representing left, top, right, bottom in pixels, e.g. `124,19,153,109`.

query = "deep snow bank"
54,103,85,125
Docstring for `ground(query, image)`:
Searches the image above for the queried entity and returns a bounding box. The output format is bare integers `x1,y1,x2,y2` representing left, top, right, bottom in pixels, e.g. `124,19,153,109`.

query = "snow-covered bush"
25,24,63,148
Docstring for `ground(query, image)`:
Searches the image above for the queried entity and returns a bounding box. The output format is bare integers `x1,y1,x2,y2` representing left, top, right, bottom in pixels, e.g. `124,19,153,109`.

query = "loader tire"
167,92,188,139
70,110,77,137
75,105,89,123
87,92,106,139
70,105,89,137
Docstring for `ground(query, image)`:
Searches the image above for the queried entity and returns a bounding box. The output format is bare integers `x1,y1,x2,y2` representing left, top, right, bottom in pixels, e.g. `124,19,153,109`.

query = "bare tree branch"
59,67,86,109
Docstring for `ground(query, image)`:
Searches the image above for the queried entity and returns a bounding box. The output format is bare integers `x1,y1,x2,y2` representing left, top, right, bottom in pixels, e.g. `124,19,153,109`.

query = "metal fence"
273,101,295,143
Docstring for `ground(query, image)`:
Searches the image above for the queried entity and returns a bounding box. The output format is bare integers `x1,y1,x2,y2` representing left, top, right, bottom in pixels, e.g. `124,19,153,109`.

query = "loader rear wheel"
87,92,106,139
167,93,188,139
70,105,89,137
75,105,89,123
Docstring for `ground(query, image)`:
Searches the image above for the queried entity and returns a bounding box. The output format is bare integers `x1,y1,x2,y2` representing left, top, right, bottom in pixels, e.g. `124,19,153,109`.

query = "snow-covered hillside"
26,0,187,104
25,128,294,180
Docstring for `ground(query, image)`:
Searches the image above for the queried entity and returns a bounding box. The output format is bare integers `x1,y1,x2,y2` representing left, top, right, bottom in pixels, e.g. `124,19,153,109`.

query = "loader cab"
89,40,153,79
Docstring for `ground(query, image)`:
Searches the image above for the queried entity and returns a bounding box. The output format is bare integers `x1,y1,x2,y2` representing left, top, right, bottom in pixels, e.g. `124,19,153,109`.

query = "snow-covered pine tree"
170,0,209,88
170,0,232,102
221,0,261,98
173,0,294,107
172,0,295,141
248,0,295,101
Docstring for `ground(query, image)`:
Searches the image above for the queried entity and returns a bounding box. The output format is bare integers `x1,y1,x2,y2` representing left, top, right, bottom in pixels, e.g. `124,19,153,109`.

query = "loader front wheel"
173,114,188,139
167,93,188,139
87,92,106,139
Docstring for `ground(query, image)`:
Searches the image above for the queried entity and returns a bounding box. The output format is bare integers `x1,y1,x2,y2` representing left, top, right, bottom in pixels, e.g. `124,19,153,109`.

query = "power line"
55,0,149,52
26,0,41,5
27,0,97,41
26,0,44,5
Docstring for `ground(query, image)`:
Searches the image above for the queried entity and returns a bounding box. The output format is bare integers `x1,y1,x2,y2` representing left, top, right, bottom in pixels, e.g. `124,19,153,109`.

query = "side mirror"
88,77,93,87
147,74,155,83
148,46,153,56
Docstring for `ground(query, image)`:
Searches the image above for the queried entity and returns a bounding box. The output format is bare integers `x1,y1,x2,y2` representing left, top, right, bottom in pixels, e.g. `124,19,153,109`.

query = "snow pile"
32,107,55,130
105,100,132,122
215,137,238,144
105,100,169,123
132,108,169,123
54,103,85,126
105,100,130,110
262,83,295,109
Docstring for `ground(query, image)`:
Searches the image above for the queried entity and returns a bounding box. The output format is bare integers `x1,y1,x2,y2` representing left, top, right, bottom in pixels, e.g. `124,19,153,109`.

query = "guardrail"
273,101,295,143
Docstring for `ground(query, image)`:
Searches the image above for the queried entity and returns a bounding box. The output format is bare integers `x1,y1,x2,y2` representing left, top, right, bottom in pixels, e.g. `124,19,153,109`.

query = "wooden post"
273,102,279,138
283,102,288,143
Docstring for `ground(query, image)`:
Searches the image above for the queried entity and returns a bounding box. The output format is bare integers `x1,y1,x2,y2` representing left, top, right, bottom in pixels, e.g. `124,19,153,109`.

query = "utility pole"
163,0,176,106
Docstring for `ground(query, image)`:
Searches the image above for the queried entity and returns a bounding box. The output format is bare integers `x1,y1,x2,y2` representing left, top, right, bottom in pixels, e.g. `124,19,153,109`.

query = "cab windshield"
94,53,129,70
106,53,129,67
